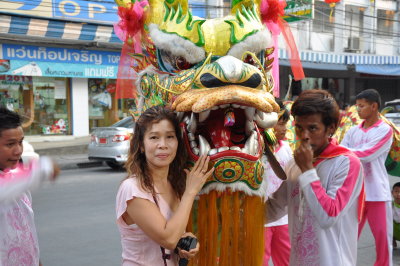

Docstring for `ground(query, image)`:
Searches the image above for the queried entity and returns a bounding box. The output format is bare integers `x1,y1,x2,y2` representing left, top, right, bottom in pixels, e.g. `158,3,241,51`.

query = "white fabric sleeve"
0,157,54,203
299,156,362,229
340,127,352,148
344,125,393,163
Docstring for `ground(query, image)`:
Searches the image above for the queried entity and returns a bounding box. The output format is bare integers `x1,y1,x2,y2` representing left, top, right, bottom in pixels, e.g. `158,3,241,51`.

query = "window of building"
312,1,334,33
344,5,364,36
377,9,394,37
0,75,71,135
88,78,136,130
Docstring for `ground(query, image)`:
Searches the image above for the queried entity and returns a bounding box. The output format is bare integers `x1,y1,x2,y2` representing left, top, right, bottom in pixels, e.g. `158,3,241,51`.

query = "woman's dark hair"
125,105,187,199
275,98,290,122
291,89,340,129
0,107,21,136
356,89,381,109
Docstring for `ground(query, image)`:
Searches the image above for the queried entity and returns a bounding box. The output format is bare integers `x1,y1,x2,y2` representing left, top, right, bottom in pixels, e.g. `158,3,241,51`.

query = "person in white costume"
266,90,364,266
0,107,59,266
262,99,292,266
341,89,393,266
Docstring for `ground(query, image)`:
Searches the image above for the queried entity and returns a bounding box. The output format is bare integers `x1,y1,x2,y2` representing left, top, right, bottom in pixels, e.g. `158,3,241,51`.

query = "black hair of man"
393,182,400,190
291,89,340,129
356,89,381,109
0,107,22,136
275,98,290,122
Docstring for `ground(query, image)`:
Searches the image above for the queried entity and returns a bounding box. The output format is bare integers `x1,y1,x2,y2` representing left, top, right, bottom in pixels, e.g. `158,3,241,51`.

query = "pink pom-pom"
114,0,149,42
260,0,286,24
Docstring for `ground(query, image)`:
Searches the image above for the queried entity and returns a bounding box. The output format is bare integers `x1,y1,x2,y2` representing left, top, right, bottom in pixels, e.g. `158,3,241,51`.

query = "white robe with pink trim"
0,158,53,266
267,144,363,266
341,119,393,201
262,140,292,227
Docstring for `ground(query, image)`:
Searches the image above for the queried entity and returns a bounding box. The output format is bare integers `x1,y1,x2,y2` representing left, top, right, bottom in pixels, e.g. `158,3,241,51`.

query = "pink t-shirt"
0,158,53,266
116,177,178,266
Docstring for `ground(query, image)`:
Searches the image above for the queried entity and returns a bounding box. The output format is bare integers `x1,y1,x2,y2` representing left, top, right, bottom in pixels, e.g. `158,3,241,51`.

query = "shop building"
0,1,137,137
175,0,400,106
277,0,400,106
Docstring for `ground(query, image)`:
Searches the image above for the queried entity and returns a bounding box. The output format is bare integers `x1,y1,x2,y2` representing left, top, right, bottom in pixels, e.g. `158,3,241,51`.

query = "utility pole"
394,0,400,55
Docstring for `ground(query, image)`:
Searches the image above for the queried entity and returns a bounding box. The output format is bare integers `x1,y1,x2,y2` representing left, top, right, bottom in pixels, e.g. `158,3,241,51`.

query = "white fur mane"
228,29,273,59
149,24,206,64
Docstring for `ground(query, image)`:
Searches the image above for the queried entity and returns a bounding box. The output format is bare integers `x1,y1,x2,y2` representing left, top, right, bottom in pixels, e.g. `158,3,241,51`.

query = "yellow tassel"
193,191,264,266
207,191,218,266
219,192,232,266
197,195,207,266
329,3,335,23
232,192,240,265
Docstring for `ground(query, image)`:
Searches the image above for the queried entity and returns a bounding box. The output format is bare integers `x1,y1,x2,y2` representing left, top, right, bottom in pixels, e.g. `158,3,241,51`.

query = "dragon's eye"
176,56,193,70
243,51,265,68
244,55,256,66
158,49,195,73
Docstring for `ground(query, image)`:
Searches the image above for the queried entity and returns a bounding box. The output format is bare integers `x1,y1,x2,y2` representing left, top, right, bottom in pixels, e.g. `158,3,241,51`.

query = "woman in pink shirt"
116,106,213,265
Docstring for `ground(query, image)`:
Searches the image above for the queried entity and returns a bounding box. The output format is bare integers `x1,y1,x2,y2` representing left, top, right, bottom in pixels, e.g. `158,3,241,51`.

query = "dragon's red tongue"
206,110,231,148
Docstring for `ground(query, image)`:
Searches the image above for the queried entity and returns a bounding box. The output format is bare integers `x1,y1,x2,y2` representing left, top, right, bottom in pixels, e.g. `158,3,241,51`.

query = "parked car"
88,117,134,169
383,99,400,128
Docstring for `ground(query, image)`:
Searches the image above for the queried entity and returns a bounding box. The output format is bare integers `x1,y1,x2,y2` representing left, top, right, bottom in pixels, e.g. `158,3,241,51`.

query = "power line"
0,0,398,39
0,0,398,21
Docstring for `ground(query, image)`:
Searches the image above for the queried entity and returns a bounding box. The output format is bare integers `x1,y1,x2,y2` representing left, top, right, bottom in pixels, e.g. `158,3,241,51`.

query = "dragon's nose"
199,55,262,88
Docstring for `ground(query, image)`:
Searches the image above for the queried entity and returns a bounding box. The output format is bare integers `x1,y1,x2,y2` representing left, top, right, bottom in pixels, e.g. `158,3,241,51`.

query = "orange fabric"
193,191,264,265
278,18,305,81
116,43,137,99
232,192,240,265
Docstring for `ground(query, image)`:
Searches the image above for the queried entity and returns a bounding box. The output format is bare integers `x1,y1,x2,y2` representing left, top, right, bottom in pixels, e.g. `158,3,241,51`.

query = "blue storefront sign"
0,44,120,78
0,0,206,23
4,60,117,78
1,44,120,65
0,0,119,24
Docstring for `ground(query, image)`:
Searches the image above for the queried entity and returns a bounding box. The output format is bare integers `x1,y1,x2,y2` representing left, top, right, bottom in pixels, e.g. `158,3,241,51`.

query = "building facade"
279,0,400,107
185,0,400,107
0,1,130,137
0,0,398,137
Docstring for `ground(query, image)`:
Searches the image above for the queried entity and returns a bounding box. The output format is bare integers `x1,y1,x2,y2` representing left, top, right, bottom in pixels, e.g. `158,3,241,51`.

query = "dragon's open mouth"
179,103,277,161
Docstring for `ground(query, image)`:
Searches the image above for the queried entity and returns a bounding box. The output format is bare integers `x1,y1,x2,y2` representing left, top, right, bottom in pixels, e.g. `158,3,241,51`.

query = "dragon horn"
146,0,189,25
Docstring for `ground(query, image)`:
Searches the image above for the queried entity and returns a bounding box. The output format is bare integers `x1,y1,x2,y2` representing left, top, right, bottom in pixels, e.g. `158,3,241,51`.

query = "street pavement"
33,166,123,266
32,165,400,266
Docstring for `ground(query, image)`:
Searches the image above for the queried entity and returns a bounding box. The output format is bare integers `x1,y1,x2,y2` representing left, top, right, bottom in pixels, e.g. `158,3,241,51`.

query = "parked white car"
384,99,400,128
88,117,134,169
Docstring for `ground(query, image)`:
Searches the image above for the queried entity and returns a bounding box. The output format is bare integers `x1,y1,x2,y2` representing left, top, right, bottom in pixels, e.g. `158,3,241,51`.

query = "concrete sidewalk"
25,135,101,170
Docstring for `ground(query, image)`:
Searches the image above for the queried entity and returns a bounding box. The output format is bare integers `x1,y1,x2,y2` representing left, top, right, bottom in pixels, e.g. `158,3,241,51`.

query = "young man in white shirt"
262,99,292,266
267,90,364,266
341,89,393,266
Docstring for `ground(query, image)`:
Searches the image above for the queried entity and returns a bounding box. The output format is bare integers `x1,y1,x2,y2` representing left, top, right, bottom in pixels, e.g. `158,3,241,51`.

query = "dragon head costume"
114,0,301,264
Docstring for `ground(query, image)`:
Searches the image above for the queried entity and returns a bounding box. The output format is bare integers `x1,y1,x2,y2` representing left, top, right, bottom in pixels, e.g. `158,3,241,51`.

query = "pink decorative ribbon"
114,1,149,99
260,0,305,96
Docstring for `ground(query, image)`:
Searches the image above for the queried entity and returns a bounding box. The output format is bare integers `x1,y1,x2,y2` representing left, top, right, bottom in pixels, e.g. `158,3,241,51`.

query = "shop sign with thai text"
0,60,118,79
0,44,121,65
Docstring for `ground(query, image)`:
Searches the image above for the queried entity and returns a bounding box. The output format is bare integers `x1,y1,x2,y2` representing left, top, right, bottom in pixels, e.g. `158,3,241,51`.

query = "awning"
279,59,348,71
279,50,346,64
355,64,400,76
0,13,122,45
279,49,400,75
347,54,400,65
